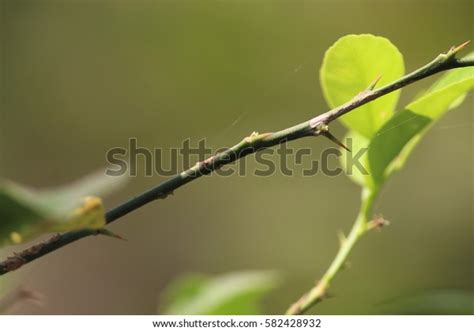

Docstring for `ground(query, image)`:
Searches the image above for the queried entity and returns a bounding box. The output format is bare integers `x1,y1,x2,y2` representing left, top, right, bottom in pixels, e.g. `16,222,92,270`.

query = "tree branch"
0,43,472,277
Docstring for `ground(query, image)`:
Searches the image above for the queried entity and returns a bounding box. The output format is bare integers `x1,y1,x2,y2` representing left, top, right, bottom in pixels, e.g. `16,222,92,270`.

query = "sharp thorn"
321,131,351,152
367,74,383,91
97,229,128,241
450,40,470,55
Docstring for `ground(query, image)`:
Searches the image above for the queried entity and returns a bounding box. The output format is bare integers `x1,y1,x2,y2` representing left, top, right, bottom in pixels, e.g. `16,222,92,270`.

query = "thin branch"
0,43,472,277
286,188,382,315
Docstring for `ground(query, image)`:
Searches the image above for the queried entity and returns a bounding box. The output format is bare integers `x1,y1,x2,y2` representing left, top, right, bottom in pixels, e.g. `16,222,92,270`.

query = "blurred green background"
0,0,472,314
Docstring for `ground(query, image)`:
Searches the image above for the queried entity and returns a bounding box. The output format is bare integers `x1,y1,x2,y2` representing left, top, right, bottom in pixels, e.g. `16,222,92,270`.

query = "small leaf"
160,271,280,315
368,65,474,185
0,170,127,247
320,34,405,138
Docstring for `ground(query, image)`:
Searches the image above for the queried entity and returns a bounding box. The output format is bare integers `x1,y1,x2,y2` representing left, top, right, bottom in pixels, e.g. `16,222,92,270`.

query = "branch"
285,42,473,315
0,42,472,277
286,189,388,315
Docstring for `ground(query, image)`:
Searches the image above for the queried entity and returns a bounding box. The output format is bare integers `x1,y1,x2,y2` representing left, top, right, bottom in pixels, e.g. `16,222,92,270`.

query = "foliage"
377,290,474,315
0,171,126,247
321,34,405,139
321,34,474,195
160,271,280,315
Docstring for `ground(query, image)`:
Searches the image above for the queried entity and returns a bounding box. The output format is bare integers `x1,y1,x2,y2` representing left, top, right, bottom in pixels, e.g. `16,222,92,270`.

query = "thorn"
367,214,390,231
321,130,351,152
449,40,470,55
97,229,128,241
367,74,383,91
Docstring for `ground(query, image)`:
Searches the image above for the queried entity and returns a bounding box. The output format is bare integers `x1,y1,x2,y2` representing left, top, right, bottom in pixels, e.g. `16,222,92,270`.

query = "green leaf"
320,34,405,138
160,271,280,315
0,170,127,247
339,130,371,188
377,290,474,314
368,66,474,185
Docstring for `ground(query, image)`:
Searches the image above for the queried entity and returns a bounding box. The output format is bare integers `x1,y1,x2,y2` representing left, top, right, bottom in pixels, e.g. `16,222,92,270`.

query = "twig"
0,43,472,277
286,188,382,314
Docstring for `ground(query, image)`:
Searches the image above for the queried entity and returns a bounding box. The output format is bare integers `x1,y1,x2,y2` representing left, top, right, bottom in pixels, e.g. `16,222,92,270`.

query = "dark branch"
0,43,472,276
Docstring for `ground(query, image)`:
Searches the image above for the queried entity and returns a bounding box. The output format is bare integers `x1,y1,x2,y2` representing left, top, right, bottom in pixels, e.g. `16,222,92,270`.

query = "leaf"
339,130,371,188
320,34,405,138
367,66,474,185
0,170,127,247
377,290,474,315
160,271,280,315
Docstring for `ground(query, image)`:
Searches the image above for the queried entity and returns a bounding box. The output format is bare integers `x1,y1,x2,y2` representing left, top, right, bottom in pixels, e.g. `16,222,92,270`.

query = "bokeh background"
0,0,472,314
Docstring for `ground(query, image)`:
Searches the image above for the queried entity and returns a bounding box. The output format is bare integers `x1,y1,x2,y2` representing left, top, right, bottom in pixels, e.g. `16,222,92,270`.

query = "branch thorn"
321,130,351,152
449,40,470,55
367,214,390,231
367,74,383,91
97,229,128,241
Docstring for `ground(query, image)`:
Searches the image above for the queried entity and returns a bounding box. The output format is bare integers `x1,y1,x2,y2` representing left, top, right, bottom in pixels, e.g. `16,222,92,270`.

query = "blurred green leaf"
377,290,474,314
160,271,280,315
339,130,371,188
320,34,404,138
0,170,126,247
368,66,474,185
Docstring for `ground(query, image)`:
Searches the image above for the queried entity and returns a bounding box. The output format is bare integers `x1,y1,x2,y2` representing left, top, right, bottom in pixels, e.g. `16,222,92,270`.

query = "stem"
284,43,473,315
286,188,378,315
0,45,472,276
